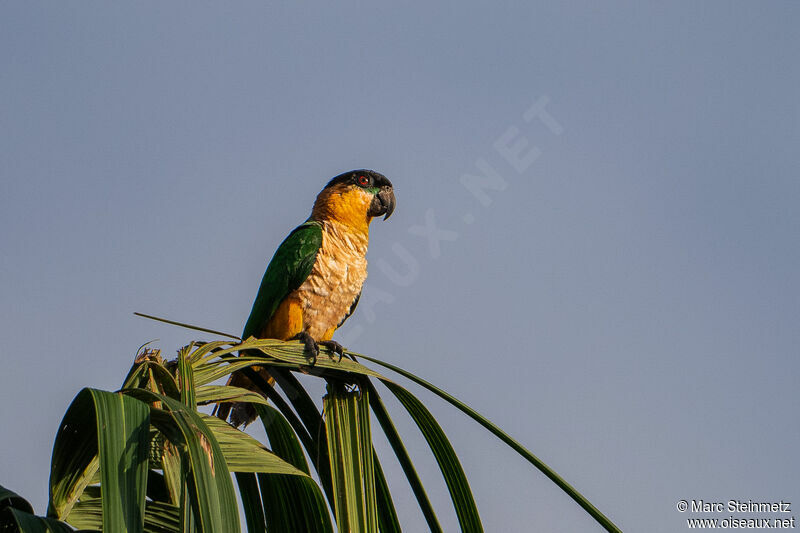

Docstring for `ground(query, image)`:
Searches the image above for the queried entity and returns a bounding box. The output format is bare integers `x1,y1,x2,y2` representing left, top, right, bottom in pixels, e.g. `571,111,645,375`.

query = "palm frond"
6,314,622,532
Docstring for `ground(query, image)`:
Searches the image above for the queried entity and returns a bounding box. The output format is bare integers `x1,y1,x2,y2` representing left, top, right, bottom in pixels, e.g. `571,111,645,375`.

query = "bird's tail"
214,365,275,428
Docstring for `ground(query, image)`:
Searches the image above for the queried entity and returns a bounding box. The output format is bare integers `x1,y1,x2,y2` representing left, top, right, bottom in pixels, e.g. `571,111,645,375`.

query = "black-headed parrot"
216,170,395,426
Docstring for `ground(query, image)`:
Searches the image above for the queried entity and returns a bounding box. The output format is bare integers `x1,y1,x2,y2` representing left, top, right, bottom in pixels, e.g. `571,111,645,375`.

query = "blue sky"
1,2,798,531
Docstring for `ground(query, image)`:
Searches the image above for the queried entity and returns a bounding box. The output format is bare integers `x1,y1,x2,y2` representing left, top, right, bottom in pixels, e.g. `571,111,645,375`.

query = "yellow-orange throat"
310,184,375,236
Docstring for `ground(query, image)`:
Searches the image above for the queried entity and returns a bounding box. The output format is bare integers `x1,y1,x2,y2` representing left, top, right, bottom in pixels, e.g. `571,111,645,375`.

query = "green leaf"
253,404,333,533
197,414,308,476
0,484,35,515
359,354,623,533
365,382,441,532
126,317,622,533
48,388,150,533
125,390,240,533
92,389,151,533
234,474,266,533
382,382,483,533
177,345,196,409
1,507,75,533
67,496,180,533
48,392,99,519
266,368,335,504
248,340,383,378
191,357,267,386
186,340,234,364
194,385,271,407
159,438,184,506
121,350,180,401
372,448,401,533
324,384,378,533
0,485,75,533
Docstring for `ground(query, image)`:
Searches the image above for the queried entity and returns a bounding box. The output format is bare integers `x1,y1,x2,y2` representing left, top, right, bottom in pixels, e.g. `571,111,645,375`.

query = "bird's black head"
324,169,392,190
322,169,395,220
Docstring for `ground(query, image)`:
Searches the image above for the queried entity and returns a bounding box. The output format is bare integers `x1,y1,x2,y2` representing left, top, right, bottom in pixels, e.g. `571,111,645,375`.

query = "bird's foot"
292,332,320,366
318,340,346,362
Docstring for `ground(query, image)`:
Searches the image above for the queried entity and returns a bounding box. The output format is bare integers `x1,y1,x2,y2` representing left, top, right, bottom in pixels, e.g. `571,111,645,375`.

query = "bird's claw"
292,332,320,366
291,334,349,367
319,340,346,362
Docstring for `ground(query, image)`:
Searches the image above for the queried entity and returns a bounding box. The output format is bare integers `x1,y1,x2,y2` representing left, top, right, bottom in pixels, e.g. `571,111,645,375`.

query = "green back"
242,221,323,340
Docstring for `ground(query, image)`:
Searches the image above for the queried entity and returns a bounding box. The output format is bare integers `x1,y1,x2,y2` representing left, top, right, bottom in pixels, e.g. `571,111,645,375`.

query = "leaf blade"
382,381,483,533
360,353,623,533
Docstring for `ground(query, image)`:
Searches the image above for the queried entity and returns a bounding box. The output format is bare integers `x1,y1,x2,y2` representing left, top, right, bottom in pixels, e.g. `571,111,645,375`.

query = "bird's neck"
310,187,372,240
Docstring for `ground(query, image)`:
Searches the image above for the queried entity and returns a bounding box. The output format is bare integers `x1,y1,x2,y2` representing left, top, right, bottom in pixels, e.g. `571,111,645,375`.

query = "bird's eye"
357,175,370,186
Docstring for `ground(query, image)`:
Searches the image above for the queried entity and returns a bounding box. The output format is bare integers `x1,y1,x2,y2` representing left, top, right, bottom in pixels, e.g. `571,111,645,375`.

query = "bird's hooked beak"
369,186,396,220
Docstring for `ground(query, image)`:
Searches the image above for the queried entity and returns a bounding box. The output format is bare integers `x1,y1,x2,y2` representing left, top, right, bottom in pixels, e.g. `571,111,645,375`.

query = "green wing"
242,220,323,340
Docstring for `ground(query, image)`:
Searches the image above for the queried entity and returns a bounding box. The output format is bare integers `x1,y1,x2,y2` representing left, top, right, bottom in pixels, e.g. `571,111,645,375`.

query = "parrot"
216,169,395,427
